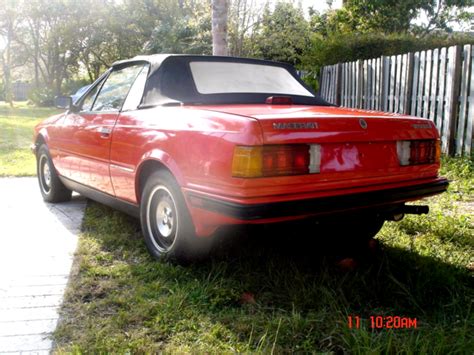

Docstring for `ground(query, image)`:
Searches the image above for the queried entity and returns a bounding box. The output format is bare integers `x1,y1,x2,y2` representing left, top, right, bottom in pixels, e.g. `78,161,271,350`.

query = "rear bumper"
187,178,449,221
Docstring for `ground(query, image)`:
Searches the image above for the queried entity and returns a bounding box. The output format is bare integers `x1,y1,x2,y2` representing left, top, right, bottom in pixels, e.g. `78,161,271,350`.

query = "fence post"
335,63,343,106
442,45,463,156
318,67,324,95
380,56,389,111
456,45,471,156
404,52,415,114
356,60,363,108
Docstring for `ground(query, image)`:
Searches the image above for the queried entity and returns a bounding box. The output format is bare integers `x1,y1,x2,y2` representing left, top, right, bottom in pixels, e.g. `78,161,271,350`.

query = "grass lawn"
53,158,474,353
0,102,60,176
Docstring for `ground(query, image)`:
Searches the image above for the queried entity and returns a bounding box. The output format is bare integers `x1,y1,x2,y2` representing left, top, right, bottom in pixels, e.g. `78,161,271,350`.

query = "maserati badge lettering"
273,122,318,130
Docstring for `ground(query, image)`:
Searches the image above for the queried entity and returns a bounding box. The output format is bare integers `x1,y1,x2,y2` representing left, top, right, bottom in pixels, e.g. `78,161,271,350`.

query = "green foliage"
300,32,474,84
2,0,474,105
310,0,474,35
317,0,428,34
27,87,56,107
62,79,92,96
302,0,474,83
254,2,310,65
142,0,212,55
228,0,263,57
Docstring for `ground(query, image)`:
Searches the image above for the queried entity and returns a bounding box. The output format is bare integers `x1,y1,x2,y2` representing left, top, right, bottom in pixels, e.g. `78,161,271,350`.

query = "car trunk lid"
195,104,439,177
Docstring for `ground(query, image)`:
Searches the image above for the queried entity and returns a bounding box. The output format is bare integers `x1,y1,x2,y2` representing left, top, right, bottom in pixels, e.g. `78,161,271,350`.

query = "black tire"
140,170,212,263
36,144,72,203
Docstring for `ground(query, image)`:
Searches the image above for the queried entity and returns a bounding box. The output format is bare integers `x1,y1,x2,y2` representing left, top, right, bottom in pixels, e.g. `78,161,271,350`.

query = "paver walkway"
0,178,86,354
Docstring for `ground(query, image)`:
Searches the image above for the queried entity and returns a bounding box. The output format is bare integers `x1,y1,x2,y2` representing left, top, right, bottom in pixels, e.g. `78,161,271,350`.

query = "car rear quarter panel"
109,106,263,204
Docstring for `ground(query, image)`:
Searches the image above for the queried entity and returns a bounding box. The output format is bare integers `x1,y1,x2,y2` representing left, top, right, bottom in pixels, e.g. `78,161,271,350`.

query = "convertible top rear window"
189,61,314,97
138,55,331,107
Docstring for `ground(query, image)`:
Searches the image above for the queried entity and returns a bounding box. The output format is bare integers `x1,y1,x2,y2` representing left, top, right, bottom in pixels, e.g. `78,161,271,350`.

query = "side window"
92,65,146,112
122,64,150,111
81,83,102,112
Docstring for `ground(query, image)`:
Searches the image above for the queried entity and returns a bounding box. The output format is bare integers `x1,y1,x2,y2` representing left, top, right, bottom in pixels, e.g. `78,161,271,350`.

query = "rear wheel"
140,170,212,263
36,144,72,203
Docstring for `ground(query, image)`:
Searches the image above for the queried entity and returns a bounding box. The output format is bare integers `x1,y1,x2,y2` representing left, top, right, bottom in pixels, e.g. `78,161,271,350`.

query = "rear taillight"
232,144,320,178
397,140,440,166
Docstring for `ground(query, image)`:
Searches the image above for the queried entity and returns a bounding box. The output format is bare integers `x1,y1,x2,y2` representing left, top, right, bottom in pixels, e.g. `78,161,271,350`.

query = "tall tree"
142,0,212,55
311,0,474,35
212,0,229,55
255,2,310,65
0,1,25,106
414,0,474,35
228,0,265,57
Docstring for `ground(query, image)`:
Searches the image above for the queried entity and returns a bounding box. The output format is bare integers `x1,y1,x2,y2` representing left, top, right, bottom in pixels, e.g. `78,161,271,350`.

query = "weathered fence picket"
319,44,474,157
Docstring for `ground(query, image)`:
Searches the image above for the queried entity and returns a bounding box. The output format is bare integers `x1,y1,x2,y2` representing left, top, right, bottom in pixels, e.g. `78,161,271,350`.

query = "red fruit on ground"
240,292,256,305
368,239,379,253
337,258,358,271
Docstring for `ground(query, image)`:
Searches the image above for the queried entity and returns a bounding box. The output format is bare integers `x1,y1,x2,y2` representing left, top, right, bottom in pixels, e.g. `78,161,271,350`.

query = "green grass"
54,158,474,353
0,102,60,176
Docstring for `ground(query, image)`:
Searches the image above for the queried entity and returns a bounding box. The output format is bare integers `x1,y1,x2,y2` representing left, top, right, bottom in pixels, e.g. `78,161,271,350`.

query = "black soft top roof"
112,54,331,107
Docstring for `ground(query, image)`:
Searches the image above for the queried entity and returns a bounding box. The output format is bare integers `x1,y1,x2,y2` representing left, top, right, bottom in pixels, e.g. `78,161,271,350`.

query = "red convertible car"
32,54,448,262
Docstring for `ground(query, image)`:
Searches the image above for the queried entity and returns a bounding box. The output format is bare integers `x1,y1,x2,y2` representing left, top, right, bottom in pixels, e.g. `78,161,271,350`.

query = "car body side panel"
34,115,64,172
109,107,263,204
54,111,118,195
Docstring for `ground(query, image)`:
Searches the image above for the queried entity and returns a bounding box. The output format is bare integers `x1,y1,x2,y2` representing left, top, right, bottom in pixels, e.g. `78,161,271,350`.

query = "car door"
53,75,106,180
63,64,147,195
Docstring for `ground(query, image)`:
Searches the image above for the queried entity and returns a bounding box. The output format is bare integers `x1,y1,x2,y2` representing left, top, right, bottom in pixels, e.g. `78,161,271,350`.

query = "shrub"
300,32,474,89
62,78,92,96
28,87,56,107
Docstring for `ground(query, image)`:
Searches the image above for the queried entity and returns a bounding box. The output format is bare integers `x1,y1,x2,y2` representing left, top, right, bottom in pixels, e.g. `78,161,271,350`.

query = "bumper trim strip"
187,179,449,220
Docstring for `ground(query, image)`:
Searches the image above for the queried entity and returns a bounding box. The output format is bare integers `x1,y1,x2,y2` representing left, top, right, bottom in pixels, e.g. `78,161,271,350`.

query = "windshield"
189,61,314,97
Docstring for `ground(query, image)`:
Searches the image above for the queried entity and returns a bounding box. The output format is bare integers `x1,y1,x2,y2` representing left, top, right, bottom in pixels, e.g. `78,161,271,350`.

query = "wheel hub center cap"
156,201,174,237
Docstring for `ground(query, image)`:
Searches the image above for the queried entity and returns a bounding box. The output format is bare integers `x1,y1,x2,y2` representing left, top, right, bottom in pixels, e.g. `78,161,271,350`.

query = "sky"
295,0,343,12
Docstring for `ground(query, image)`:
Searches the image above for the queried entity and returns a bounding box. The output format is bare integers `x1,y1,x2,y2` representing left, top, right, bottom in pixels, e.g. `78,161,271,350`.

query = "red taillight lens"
397,140,440,166
261,145,309,176
232,145,320,178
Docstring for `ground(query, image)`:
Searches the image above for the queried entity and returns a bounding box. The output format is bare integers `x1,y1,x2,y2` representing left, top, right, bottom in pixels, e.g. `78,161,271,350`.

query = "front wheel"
140,170,212,263
36,144,72,203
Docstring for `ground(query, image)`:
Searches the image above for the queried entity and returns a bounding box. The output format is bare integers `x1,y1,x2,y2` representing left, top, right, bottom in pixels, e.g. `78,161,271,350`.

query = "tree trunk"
212,0,228,56
33,21,40,90
3,18,14,107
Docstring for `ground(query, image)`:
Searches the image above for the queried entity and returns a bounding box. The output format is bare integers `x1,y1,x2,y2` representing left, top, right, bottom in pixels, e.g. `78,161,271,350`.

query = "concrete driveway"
0,177,86,353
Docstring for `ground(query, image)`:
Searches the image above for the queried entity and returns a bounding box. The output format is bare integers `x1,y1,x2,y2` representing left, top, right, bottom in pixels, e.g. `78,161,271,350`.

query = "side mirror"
54,96,72,110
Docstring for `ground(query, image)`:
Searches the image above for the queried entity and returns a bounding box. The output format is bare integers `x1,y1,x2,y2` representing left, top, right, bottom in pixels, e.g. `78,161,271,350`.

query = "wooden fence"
319,44,474,157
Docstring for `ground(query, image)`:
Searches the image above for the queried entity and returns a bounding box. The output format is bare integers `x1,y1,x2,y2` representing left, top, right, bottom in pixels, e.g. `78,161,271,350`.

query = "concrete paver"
0,178,85,353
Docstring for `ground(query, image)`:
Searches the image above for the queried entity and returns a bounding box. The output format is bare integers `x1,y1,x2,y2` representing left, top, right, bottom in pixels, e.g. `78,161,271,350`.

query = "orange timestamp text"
348,315,417,329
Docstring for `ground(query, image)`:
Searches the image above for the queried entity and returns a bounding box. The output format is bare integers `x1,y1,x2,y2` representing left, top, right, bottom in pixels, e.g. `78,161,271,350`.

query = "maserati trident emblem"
359,119,368,129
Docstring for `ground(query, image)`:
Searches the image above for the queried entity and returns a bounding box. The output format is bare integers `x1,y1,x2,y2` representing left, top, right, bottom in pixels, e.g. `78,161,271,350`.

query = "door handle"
97,126,112,138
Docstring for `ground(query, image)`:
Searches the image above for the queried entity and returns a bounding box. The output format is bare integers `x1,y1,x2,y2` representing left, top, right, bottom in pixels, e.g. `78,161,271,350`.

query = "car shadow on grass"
54,200,473,353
